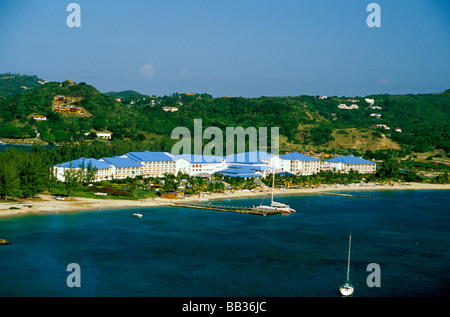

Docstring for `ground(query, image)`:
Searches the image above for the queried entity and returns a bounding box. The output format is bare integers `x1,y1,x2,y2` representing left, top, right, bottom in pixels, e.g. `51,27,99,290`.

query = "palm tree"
231,177,245,190
214,182,226,193
303,176,312,188
176,171,189,180
206,182,215,193
190,177,207,196
162,179,178,192
378,160,399,179
310,175,321,187
244,178,257,190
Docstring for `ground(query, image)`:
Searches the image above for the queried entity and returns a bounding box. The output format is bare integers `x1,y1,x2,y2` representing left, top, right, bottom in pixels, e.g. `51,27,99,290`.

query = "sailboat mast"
271,168,275,204
346,233,352,283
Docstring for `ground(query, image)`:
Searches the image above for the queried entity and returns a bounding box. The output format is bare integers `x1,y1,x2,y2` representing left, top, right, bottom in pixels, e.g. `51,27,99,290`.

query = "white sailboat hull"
252,204,294,214
340,283,354,296
255,169,296,214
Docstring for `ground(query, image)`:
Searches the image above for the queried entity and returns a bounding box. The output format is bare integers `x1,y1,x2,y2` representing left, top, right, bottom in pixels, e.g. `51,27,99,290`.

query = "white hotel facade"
53,151,377,182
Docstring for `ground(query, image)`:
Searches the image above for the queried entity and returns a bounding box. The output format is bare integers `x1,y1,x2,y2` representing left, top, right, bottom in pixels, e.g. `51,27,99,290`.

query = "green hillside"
0,73,44,98
0,74,449,160
105,90,147,99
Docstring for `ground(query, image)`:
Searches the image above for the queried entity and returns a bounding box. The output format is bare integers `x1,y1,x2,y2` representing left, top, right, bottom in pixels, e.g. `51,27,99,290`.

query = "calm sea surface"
0,190,449,297
0,143,57,152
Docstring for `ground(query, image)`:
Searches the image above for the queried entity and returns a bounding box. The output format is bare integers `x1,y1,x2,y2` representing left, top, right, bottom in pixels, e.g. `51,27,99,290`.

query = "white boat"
133,213,143,218
340,233,354,296
270,201,295,214
253,168,295,214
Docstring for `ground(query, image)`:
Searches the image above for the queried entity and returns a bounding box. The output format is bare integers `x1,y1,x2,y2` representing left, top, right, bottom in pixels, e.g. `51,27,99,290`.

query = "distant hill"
0,79,142,143
0,73,45,98
0,74,448,158
105,90,148,99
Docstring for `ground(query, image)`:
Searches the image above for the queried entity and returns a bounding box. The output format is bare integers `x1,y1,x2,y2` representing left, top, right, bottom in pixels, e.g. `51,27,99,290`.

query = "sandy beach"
1,182,449,218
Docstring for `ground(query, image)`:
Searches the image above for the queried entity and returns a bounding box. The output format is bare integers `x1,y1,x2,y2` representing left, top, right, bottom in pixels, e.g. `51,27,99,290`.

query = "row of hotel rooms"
54,151,376,182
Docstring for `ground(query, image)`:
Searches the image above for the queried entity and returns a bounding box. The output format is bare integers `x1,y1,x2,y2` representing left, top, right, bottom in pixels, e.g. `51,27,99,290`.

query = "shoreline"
1,182,449,218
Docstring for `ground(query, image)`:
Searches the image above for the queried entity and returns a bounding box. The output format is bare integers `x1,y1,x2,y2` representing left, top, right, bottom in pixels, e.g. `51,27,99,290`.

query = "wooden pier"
171,202,282,216
322,192,374,199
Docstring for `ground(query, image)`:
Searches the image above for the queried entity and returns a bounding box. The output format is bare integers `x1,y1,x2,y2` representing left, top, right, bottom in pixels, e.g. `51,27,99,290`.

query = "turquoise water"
0,190,449,297
0,143,57,152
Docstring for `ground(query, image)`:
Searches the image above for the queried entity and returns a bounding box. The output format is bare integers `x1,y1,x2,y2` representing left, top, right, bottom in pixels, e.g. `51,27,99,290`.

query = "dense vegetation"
0,142,449,202
0,74,449,200
0,73,43,98
1,74,449,158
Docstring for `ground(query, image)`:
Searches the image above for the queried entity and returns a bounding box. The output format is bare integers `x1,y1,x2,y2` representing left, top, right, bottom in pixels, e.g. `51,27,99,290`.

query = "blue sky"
0,0,449,97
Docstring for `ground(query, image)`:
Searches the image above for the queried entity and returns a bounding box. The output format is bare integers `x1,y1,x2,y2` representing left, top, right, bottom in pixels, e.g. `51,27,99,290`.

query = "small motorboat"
133,213,143,218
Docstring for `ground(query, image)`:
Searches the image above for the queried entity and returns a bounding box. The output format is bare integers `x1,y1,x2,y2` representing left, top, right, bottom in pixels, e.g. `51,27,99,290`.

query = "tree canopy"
0,75,448,156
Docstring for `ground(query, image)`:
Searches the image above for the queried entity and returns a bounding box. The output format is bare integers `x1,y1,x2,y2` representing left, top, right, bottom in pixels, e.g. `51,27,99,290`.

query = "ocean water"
0,143,57,152
0,190,449,297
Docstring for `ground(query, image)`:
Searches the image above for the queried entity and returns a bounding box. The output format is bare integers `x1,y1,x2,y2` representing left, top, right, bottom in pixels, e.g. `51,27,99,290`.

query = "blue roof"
126,151,174,162
217,164,266,177
279,152,319,161
278,171,297,176
219,165,263,178
219,166,256,174
221,173,263,178
174,154,224,163
54,158,112,169
326,155,376,165
101,156,144,168
238,163,270,171
226,151,274,163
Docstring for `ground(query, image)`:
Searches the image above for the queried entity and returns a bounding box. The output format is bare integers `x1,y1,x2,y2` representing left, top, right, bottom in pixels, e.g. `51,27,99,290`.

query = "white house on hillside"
162,106,179,112
338,104,359,110
32,115,47,121
96,132,112,139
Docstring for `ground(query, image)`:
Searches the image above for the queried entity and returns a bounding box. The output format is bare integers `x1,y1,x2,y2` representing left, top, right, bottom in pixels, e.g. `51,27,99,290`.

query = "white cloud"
140,64,155,80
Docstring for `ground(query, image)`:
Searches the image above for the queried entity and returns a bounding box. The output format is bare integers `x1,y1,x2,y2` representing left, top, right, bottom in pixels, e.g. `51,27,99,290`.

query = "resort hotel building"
174,154,227,177
53,157,115,182
53,151,377,182
279,152,321,175
99,156,145,180
323,155,377,174
125,151,176,177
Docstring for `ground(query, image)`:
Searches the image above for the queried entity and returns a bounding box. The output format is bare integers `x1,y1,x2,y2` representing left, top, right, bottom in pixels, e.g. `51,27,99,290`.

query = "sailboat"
133,207,143,218
339,233,354,296
253,168,295,214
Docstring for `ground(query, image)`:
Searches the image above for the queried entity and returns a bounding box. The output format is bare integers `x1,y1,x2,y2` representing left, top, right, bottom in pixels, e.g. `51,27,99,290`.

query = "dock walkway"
322,192,374,199
171,202,281,216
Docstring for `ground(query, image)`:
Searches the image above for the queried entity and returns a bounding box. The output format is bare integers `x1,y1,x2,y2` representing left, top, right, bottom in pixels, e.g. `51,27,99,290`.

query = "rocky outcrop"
0,239,10,245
